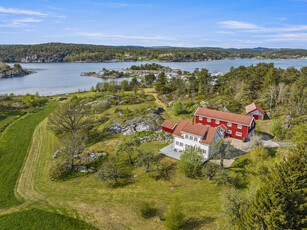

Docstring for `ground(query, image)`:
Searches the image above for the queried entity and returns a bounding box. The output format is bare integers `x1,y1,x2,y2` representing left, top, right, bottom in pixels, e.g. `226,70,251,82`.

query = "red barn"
245,103,265,120
162,120,177,133
194,107,256,140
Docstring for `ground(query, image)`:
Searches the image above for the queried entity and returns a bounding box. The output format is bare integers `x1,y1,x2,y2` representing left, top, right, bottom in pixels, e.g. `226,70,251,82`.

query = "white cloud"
14,18,42,23
218,20,259,29
0,17,42,28
96,2,153,8
0,6,47,16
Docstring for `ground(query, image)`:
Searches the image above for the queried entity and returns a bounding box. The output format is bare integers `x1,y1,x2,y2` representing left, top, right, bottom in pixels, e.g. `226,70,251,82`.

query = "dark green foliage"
172,100,183,115
144,73,156,85
201,162,223,180
97,162,123,184
155,71,168,94
164,199,184,230
129,63,168,70
211,139,236,167
270,121,285,139
0,208,97,230
178,147,204,178
238,152,307,229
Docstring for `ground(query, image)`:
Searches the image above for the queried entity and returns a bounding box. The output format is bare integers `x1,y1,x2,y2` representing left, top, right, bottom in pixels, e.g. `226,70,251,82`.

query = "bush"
49,160,72,180
137,202,156,219
164,200,184,230
177,147,204,178
271,121,285,139
250,146,269,163
201,162,222,180
172,100,183,115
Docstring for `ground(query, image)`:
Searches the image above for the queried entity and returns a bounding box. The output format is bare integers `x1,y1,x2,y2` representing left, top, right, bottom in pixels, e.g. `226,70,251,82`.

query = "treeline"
129,63,169,70
1,43,307,63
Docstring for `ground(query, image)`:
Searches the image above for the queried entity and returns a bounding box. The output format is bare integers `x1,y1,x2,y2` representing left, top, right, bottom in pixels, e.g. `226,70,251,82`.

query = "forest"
1,43,307,62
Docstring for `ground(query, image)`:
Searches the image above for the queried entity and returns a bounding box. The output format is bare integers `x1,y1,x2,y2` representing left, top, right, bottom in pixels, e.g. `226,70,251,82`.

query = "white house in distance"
245,102,265,120
161,118,224,160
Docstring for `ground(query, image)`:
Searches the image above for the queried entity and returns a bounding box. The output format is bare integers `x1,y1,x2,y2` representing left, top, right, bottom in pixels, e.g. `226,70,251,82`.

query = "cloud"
0,17,42,28
95,2,153,8
218,20,259,29
78,32,175,40
0,6,47,16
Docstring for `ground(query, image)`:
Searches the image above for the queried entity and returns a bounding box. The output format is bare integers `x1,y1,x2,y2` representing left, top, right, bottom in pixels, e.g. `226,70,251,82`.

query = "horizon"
0,0,307,48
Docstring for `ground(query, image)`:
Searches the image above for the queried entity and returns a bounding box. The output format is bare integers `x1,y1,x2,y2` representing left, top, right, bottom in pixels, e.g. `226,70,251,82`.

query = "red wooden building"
245,103,265,120
194,107,256,140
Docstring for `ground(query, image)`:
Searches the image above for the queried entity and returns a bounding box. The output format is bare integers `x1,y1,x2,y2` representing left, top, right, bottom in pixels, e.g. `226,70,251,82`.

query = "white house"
162,119,224,160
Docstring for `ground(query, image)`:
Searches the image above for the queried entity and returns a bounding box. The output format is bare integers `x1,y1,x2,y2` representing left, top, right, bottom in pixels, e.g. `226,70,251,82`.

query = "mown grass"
0,102,57,208
0,208,97,230
0,110,24,133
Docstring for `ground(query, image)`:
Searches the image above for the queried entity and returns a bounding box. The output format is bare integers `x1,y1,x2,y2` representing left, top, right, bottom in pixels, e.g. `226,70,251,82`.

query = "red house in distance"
245,103,265,120
194,107,256,140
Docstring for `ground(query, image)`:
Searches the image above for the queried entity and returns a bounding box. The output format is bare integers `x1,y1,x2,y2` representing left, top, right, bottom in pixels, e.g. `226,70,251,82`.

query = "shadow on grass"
181,216,216,230
255,130,274,139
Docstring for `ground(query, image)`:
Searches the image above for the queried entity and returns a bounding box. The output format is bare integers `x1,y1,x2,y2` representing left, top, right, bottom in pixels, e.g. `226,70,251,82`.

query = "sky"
0,0,307,48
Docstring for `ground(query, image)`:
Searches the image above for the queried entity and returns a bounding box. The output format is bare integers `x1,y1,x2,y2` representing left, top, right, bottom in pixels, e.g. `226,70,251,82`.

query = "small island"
81,63,180,79
0,63,34,79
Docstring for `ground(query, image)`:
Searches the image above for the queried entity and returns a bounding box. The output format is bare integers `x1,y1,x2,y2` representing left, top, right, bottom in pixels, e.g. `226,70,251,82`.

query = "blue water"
0,59,306,96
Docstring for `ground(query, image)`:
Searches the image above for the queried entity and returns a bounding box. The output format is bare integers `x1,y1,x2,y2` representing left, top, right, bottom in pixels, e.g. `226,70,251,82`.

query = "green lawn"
0,208,97,230
0,110,24,133
0,102,57,208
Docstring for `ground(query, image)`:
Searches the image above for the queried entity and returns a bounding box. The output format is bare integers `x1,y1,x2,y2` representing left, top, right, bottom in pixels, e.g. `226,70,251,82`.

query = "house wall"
195,115,252,140
247,110,264,120
173,135,210,159
162,127,174,133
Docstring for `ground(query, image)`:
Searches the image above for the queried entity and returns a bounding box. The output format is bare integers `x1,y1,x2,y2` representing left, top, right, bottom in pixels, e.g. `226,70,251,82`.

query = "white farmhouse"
161,119,224,160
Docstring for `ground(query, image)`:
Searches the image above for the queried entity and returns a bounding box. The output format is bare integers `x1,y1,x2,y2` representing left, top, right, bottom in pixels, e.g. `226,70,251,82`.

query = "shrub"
177,147,204,178
172,100,183,115
137,202,156,219
250,146,269,163
271,121,285,139
164,199,184,230
49,160,72,180
201,162,222,180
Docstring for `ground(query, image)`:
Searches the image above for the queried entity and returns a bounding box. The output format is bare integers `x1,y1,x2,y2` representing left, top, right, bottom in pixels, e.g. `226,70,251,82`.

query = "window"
199,116,203,121
236,132,242,137
226,130,232,134
216,120,220,124
176,141,179,146
194,137,198,142
189,136,193,140
207,118,211,122
227,122,232,127
185,134,188,139
203,150,206,154
180,142,183,146
237,124,242,129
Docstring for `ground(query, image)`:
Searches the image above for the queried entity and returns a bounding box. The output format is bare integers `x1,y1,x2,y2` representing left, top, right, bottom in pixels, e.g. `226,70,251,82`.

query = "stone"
52,150,59,159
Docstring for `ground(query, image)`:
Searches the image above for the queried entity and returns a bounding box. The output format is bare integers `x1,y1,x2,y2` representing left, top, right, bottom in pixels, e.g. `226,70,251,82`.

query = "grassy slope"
16,114,225,229
0,110,24,133
0,208,96,230
0,103,57,208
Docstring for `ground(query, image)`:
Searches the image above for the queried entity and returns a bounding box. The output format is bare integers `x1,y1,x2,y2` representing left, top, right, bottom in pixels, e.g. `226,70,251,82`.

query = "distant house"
162,118,223,159
245,103,265,120
194,107,256,141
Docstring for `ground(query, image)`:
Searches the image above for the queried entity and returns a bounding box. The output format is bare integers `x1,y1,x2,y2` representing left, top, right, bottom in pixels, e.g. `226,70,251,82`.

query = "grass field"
0,103,57,208
0,208,97,230
0,110,24,133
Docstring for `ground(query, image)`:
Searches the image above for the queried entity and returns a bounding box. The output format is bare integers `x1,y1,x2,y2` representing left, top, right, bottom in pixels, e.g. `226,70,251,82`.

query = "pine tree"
155,71,167,94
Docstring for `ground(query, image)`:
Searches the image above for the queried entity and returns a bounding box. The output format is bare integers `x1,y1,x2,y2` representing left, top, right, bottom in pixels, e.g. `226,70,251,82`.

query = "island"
81,63,180,79
0,63,34,79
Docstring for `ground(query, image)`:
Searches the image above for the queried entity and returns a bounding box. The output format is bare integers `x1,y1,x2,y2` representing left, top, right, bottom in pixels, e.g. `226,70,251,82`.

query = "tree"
97,162,123,184
60,132,86,169
250,146,269,164
144,73,156,85
240,152,306,229
136,150,156,173
172,100,183,115
164,199,184,230
211,139,236,167
177,147,204,178
155,71,168,94
270,121,285,139
201,162,222,180
49,100,92,134
115,135,140,165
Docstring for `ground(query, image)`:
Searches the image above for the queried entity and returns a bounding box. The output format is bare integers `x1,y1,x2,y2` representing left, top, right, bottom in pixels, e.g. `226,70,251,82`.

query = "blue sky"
0,0,307,48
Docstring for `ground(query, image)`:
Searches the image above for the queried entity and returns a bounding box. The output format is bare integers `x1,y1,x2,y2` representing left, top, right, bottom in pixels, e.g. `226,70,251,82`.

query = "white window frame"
203,150,206,154
227,122,232,127
176,141,179,146
237,124,242,129
189,136,193,140
216,120,220,124
199,116,203,121
180,142,183,146
207,118,211,122
226,130,232,134
236,132,242,137
185,134,188,139
194,137,198,142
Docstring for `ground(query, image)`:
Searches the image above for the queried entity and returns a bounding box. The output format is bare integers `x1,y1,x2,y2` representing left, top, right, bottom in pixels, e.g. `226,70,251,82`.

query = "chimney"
191,117,194,124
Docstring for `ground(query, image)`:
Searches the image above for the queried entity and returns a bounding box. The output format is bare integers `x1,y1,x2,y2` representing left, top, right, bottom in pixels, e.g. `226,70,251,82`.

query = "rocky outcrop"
0,63,34,79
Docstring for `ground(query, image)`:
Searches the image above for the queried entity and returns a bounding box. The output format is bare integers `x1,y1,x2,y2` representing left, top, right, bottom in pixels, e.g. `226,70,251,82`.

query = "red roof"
195,107,254,126
181,122,208,137
245,103,265,115
200,127,217,145
162,120,177,130
172,120,218,145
